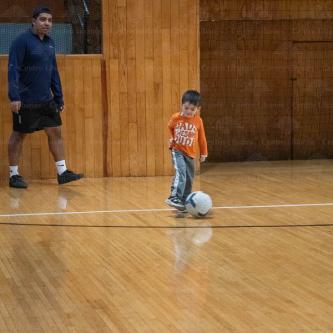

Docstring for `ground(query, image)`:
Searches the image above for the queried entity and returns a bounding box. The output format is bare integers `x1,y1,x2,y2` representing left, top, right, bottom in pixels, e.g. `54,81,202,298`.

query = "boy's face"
181,102,200,118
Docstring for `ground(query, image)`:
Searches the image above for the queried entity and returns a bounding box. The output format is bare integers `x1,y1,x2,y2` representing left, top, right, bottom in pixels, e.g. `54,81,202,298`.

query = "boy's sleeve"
168,114,176,138
198,118,208,156
167,115,177,149
8,38,25,102
51,55,64,107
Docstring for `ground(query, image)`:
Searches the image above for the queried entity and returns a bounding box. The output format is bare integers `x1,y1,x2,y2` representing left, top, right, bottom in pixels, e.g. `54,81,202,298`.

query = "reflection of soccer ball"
192,224,213,245
185,191,212,217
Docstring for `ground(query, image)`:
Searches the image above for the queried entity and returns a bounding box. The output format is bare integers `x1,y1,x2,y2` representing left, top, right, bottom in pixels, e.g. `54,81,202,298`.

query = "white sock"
9,166,19,177
56,160,67,175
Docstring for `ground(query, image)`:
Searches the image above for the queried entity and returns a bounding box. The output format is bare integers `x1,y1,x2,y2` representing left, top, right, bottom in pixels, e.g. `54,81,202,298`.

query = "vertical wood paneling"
200,0,333,21
73,59,84,172
135,0,147,176
104,0,200,176
201,21,291,161
0,0,200,179
143,0,154,176
179,0,189,94
109,59,121,176
188,0,199,89
293,42,333,159
0,57,11,179
83,59,95,176
0,55,104,180
118,3,130,176
127,0,138,176
152,0,164,176
170,0,180,120
92,59,104,178
201,0,333,162
161,0,172,175
136,92,147,175
145,58,156,176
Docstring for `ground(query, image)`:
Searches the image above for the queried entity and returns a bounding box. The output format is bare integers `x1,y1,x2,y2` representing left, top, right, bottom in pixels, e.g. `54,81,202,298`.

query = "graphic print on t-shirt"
174,122,197,147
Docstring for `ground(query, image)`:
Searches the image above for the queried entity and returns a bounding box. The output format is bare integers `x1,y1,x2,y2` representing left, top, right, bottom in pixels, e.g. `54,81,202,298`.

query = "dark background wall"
0,1,101,54
200,0,333,161
0,1,65,21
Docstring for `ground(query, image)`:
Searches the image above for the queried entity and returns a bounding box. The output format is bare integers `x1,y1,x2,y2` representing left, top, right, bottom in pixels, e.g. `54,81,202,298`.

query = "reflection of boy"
165,90,208,211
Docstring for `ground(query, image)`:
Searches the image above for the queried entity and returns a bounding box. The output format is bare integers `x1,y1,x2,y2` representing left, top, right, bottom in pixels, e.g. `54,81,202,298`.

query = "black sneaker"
57,170,84,185
9,175,28,189
165,196,186,211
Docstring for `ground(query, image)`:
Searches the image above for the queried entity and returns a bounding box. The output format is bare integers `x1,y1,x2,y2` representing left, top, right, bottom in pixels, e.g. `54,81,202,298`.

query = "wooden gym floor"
0,160,332,332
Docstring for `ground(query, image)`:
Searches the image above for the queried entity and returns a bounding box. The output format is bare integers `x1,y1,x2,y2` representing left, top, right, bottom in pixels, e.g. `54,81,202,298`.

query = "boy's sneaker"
57,170,84,185
9,175,28,189
165,196,186,211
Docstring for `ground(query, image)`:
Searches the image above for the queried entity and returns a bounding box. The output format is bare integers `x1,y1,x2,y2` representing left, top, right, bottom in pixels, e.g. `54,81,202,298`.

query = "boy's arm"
198,118,208,161
168,115,176,149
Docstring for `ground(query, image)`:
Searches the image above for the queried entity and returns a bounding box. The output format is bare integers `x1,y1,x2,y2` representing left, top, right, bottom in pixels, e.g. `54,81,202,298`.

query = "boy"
165,90,208,211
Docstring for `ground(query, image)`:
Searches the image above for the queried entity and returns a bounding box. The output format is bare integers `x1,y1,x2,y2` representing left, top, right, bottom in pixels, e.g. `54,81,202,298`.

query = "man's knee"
9,132,26,144
46,127,62,140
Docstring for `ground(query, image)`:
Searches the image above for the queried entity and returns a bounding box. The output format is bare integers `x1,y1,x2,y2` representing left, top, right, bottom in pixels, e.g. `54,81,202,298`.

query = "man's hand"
200,155,207,163
59,105,65,112
10,101,21,113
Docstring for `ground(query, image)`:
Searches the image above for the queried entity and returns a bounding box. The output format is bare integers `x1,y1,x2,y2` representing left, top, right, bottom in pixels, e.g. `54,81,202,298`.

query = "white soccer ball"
185,191,212,217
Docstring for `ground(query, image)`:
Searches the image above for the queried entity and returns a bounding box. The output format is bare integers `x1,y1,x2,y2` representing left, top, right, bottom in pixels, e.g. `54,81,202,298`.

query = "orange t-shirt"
168,112,208,159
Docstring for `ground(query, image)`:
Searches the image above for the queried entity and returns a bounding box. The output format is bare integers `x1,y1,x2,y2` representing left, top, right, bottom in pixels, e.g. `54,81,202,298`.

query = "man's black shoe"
9,175,28,189
57,170,84,185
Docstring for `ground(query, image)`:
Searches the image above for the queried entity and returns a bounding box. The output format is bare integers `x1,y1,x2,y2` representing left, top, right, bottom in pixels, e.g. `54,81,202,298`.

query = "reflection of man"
7,186,78,211
8,7,83,188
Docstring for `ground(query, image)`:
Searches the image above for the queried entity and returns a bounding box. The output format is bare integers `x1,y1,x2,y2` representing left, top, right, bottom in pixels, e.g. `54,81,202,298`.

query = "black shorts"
13,100,62,133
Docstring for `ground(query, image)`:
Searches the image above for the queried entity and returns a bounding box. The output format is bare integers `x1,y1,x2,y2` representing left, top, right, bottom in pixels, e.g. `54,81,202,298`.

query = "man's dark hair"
32,6,52,19
181,90,201,106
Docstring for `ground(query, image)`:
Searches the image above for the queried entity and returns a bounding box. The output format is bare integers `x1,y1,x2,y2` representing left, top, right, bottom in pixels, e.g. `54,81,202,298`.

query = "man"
8,7,83,188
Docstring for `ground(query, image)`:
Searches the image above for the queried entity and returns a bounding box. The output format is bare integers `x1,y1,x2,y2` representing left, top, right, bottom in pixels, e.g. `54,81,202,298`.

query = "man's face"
32,13,53,35
181,102,199,118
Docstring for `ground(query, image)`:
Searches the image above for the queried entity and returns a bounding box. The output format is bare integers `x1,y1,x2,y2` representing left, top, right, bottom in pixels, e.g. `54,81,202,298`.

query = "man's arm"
51,56,64,109
8,37,25,112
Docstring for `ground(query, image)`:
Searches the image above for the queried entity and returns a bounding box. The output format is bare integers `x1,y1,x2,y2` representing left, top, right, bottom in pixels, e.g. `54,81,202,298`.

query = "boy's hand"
200,155,207,163
168,138,175,150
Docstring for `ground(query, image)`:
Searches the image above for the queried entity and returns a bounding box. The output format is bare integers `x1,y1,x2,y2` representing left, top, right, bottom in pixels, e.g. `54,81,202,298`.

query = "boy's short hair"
181,90,201,106
32,7,52,19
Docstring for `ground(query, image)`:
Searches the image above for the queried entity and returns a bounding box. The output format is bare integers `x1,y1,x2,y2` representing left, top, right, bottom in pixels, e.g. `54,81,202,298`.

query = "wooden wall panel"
201,0,333,162
2,0,332,175
152,0,164,176
103,0,200,176
292,42,333,159
0,55,104,180
200,0,333,21
201,21,291,161
0,0,200,179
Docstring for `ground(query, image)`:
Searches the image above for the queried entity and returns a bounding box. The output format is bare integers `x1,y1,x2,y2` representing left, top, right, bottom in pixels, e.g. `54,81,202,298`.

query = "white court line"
0,202,333,218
